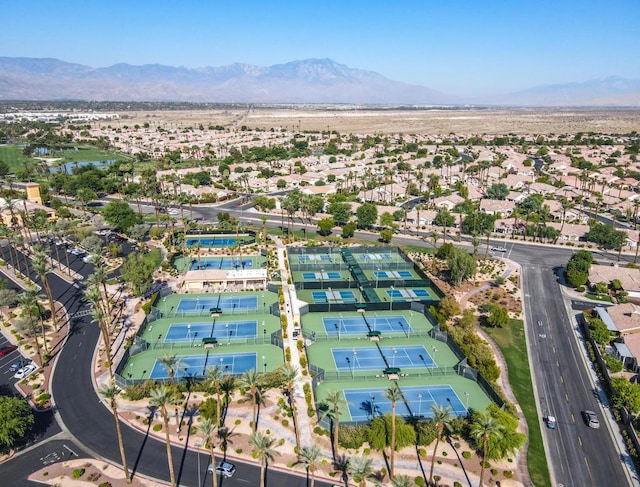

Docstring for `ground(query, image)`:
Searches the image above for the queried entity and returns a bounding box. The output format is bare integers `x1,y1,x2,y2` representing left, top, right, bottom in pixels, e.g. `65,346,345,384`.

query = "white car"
490,246,507,252
207,461,236,478
13,363,37,379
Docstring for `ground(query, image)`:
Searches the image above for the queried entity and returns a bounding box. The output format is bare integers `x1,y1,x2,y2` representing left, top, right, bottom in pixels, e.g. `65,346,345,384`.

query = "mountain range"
0,56,638,107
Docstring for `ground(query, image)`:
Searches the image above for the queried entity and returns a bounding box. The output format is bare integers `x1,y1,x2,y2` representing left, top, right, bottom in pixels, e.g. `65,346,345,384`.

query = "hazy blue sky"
3,0,638,97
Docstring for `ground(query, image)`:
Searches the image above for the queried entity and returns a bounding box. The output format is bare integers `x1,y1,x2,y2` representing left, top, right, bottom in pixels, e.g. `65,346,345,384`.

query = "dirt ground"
112,107,640,135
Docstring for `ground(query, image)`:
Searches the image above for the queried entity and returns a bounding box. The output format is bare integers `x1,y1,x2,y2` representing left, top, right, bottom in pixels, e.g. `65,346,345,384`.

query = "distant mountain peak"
0,56,638,106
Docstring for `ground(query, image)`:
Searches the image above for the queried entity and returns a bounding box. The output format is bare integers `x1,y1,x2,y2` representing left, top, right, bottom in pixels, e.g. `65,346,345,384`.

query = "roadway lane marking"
63,444,78,457
578,436,582,447
584,457,594,484
565,393,569,402
560,375,564,384
571,413,575,423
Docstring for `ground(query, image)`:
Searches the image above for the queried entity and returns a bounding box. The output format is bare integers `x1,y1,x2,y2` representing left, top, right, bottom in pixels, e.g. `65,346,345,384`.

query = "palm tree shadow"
406,416,429,486
175,404,198,486
447,436,473,487
359,399,378,419
130,405,157,479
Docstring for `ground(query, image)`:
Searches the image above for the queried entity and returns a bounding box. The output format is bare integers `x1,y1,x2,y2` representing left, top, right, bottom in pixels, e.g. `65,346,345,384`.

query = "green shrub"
72,468,85,479
87,472,101,481
338,424,369,449
415,476,425,486
98,483,112,487
462,451,472,459
504,470,514,479
152,424,162,432
454,482,462,487
281,419,289,427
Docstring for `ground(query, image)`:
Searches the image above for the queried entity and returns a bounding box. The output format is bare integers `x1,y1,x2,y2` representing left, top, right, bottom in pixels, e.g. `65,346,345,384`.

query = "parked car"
9,358,32,372
13,363,37,379
0,344,17,357
582,410,600,429
490,246,507,252
545,415,556,429
207,461,236,478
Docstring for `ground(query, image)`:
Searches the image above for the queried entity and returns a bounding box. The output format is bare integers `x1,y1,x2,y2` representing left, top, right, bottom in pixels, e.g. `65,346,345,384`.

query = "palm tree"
205,366,225,427
348,455,374,487
296,445,322,487
89,301,115,378
239,369,264,432
428,404,452,486
98,381,131,483
149,386,181,487
280,364,301,451
249,431,280,487
390,475,413,487
197,417,219,487
321,390,346,460
470,412,503,487
158,355,183,386
32,246,59,331
219,374,237,425
384,383,404,478
17,286,48,357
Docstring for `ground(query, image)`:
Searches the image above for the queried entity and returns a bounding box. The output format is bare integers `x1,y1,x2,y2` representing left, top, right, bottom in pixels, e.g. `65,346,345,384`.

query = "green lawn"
0,145,37,172
59,145,131,163
142,248,163,269
483,319,551,487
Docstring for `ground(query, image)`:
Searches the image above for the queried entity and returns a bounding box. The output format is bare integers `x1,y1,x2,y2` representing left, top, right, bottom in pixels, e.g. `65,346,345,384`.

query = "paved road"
522,263,629,486
1,242,335,486
1,438,89,487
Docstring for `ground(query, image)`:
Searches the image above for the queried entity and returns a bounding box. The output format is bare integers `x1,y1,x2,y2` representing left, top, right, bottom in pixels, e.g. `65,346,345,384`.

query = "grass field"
0,145,37,172
58,145,131,163
483,319,551,487
142,248,163,268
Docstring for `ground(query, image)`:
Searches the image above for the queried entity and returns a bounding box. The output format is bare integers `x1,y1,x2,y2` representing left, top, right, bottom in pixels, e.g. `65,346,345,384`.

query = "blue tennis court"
150,352,256,379
176,295,258,313
164,320,257,342
298,254,332,262
302,272,341,280
190,257,254,270
323,315,412,335
186,237,237,247
344,385,467,421
355,253,394,261
312,290,356,303
374,271,413,278
387,289,430,298
332,345,435,371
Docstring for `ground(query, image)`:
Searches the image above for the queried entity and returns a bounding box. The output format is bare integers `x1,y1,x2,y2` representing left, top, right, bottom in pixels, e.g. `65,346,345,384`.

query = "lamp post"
432,345,438,365
346,357,352,379
393,348,398,368
187,323,191,342
339,313,343,335
328,287,332,313
465,391,470,410
192,331,198,347
373,312,377,331
370,393,376,418
262,320,266,344
409,310,413,329
390,285,394,311
262,355,266,374
320,268,325,289
418,393,422,416
375,267,380,288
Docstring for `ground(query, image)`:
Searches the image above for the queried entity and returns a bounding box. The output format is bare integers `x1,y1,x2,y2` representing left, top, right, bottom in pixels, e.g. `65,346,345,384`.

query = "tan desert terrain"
112,107,640,135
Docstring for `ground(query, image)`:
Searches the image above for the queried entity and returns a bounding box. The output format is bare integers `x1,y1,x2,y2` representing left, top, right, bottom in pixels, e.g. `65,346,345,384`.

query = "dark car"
9,358,31,372
0,344,17,357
